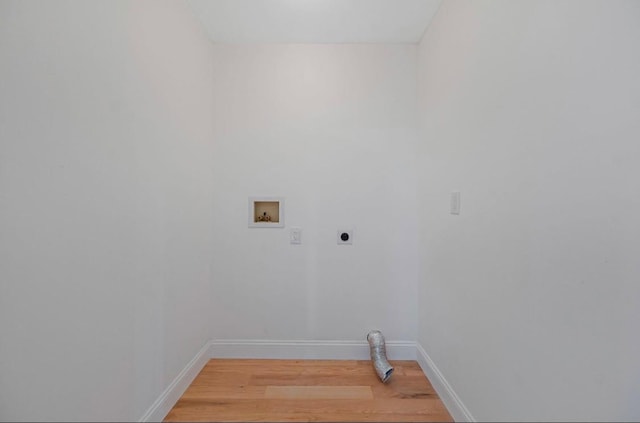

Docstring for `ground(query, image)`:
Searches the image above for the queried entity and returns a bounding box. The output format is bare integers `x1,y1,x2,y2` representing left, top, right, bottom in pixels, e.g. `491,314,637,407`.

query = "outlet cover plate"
290,227,302,244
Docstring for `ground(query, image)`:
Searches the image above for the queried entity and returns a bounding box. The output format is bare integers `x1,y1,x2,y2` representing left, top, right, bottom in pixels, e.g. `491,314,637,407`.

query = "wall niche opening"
248,197,284,228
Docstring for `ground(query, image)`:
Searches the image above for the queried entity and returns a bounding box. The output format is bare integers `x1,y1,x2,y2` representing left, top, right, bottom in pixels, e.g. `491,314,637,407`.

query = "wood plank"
181,385,267,400
250,373,378,386
370,377,439,399
166,399,450,422
264,385,373,400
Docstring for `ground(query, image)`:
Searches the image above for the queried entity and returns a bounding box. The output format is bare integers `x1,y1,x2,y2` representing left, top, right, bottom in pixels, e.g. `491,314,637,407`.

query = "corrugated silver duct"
367,330,394,383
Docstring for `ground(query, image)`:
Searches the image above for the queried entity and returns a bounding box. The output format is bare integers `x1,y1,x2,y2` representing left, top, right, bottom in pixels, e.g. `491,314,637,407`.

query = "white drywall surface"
0,1,215,420
209,44,421,343
416,1,640,420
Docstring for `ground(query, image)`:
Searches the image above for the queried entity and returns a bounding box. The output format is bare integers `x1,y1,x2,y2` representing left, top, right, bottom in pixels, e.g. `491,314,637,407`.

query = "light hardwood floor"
164,359,453,422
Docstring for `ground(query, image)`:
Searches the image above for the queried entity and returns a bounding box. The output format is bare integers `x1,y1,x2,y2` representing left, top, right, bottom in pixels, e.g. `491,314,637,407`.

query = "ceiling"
187,0,442,44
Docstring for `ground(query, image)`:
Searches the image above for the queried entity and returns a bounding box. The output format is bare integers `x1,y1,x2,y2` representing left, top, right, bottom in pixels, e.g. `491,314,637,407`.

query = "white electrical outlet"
290,227,302,244
337,229,353,245
451,191,461,215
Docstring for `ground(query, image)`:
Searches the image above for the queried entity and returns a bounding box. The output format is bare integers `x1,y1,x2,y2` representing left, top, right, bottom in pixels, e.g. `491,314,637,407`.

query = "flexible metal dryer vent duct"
367,330,394,383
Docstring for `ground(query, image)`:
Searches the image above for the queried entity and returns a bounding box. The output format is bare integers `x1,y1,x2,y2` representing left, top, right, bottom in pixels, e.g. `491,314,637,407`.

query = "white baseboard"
416,343,475,422
138,341,213,422
209,339,416,360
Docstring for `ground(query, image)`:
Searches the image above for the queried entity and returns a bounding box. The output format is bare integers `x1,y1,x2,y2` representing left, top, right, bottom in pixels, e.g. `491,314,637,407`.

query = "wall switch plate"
337,229,353,245
451,191,461,215
290,227,302,244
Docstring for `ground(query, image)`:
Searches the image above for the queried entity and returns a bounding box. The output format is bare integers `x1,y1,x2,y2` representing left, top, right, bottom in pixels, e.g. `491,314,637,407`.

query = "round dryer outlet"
337,229,353,245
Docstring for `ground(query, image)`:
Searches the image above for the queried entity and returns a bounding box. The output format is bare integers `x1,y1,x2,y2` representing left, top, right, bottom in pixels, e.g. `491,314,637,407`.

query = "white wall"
209,45,420,342
416,1,640,421
0,1,214,420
